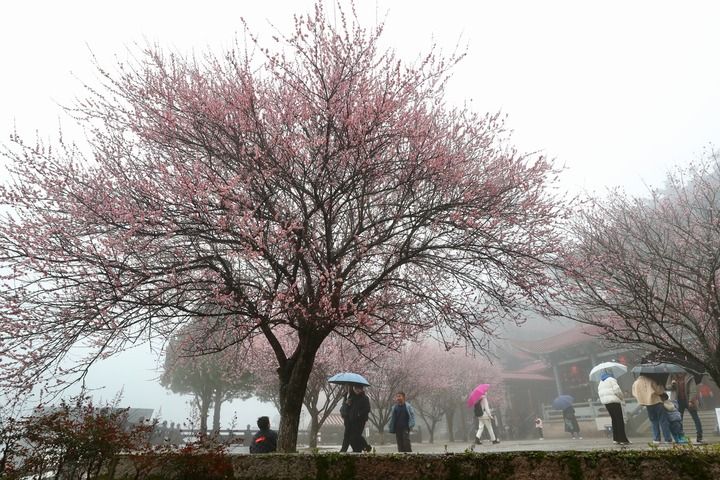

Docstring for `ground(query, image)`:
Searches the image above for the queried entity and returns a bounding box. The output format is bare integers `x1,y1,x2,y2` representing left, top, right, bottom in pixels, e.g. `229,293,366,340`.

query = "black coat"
345,391,371,426
249,428,278,453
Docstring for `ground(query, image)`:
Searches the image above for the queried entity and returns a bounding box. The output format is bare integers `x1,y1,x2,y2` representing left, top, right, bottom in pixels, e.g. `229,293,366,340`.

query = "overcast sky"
2,0,719,427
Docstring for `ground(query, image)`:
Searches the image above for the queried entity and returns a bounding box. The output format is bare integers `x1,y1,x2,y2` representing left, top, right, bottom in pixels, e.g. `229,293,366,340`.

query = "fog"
1,0,720,428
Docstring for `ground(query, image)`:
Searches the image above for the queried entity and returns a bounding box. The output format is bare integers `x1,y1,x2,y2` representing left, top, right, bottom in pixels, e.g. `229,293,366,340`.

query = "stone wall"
112,449,720,479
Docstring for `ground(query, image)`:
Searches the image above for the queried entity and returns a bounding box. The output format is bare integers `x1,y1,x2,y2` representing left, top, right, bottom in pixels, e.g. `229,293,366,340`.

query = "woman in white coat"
473,395,500,445
598,372,630,444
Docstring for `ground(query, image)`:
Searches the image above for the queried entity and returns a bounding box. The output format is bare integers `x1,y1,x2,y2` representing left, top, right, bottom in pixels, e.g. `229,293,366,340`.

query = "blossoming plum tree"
558,152,720,388
0,3,565,451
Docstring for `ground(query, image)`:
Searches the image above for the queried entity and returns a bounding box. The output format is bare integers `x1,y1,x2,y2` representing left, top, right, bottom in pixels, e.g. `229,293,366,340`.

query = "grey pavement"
289,436,717,455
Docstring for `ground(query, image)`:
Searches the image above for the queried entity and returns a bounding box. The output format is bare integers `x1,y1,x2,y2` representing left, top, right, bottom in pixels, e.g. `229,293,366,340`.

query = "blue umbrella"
328,372,370,386
551,395,574,410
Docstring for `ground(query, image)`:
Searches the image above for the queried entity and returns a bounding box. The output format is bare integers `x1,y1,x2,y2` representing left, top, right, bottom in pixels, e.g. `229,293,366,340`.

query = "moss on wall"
108,448,720,480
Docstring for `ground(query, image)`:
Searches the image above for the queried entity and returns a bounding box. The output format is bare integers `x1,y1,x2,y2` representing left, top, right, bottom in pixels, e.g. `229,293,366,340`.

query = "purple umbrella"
467,383,490,407
552,395,574,410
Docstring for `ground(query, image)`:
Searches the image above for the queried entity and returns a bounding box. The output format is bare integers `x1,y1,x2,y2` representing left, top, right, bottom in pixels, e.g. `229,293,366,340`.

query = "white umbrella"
589,362,627,382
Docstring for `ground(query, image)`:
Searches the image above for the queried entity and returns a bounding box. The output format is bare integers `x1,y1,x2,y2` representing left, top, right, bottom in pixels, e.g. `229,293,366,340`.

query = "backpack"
474,400,484,417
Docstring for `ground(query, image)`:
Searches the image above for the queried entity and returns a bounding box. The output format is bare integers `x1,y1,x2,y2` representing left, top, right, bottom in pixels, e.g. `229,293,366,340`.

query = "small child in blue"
661,393,687,444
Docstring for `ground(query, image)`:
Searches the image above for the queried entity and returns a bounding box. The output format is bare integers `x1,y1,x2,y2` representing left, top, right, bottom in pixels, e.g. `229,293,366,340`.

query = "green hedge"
107,448,720,480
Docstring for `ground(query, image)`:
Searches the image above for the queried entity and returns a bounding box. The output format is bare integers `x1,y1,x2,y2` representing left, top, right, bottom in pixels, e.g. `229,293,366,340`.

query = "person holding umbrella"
329,373,373,453
590,362,630,445
550,395,581,439
562,406,582,440
468,384,499,445
632,373,673,443
339,385,370,452
597,372,630,444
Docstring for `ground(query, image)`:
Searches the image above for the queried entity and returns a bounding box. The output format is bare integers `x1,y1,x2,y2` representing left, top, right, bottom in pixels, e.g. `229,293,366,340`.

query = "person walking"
670,373,704,443
341,384,372,453
339,386,352,452
632,374,672,444
249,416,278,453
388,391,416,452
473,394,500,445
562,406,582,439
597,371,630,444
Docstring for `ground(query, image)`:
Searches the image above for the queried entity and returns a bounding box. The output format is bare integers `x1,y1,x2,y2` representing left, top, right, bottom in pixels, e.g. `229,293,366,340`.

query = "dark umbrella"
641,352,705,382
631,363,686,375
551,395,574,410
632,363,687,386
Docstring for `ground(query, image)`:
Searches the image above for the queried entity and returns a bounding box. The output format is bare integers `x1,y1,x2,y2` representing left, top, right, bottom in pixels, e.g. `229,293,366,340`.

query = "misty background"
1,0,719,429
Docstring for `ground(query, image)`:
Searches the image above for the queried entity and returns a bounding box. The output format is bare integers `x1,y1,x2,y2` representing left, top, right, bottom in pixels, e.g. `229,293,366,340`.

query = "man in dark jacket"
341,384,372,452
670,373,704,443
249,416,277,453
388,391,416,452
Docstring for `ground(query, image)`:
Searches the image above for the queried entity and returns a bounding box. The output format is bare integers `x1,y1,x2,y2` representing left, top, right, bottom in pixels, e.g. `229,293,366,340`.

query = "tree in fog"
558,152,720,387
411,342,503,443
365,346,423,443
161,320,254,436
0,2,566,451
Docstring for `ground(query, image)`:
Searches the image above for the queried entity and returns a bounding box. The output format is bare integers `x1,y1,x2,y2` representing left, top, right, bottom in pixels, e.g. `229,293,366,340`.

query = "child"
661,393,687,444
534,416,544,440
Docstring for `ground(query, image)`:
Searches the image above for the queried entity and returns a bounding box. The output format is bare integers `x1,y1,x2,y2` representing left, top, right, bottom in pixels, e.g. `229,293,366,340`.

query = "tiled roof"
508,325,602,355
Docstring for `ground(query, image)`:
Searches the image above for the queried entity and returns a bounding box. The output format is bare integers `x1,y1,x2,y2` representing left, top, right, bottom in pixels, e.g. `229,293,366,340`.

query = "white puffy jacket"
598,377,624,404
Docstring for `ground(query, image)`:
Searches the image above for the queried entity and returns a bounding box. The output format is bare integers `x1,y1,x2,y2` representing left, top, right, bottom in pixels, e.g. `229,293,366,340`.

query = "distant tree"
440,349,503,443
160,320,254,437
0,408,22,476
557,152,720,388
0,2,566,451
365,346,422,444
403,341,504,443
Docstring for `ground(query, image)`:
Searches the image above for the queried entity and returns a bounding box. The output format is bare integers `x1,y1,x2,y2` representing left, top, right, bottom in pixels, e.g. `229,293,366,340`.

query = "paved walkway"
287,436,717,455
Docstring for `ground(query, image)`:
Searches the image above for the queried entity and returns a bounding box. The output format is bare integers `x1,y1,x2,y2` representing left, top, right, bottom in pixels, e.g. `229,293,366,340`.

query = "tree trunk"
276,336,322,452
212,388,223,437
308,414,320,448
458,404,469,442
446,408,455,442
421,418,437,443
198,392,212,437
376,426,386,445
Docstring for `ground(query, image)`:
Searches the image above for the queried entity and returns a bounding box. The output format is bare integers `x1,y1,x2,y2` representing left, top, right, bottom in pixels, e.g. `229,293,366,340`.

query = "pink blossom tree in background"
440,347,504,443
0,2,566,451
365,345,423,443
160,318,254,437
557,152,720,388
411,341,504,443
